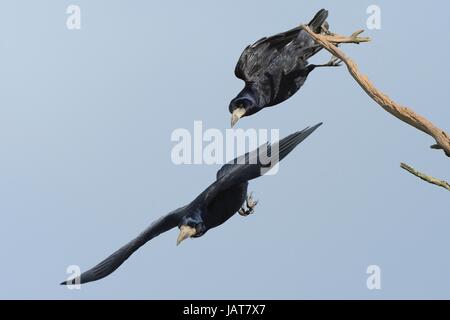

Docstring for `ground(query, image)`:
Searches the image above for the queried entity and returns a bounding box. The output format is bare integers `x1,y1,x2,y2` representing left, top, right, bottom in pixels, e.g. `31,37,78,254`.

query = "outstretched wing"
60,207,186,285
206,123,322,204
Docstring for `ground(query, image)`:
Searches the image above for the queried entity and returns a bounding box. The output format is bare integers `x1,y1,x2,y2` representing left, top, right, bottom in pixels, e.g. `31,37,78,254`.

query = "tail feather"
308,9,328,33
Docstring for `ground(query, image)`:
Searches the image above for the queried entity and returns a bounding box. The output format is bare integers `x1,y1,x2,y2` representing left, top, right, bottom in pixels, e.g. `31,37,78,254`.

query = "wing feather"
61,208,186,285
234,26,304,82
207,123,322,204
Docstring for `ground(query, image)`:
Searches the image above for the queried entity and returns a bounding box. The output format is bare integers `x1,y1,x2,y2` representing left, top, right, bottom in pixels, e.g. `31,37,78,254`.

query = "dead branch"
401,163,450,192
301,25,450,157
324,29,370,44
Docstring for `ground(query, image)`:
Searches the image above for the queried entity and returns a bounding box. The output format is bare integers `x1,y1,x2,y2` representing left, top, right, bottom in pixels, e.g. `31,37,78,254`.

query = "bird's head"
229,94,258,127
176,217,206,246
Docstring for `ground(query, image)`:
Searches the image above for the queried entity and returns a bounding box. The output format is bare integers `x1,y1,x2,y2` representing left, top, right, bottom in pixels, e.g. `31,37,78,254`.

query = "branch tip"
400,163,450,192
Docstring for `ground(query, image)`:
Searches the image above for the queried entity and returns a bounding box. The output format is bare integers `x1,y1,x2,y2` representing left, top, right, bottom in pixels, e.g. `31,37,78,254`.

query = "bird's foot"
324,56,343,67
238,192,258,216
309,57,342,71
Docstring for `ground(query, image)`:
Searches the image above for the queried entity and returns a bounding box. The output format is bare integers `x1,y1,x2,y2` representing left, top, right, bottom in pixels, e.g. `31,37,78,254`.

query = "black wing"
234,26,304,82
208,123,322,204
60,207,186,285
234,9,328,82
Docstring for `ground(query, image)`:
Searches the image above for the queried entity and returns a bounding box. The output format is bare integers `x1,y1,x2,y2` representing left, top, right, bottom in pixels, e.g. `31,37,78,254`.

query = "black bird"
229,9,339,127
61,123,322,285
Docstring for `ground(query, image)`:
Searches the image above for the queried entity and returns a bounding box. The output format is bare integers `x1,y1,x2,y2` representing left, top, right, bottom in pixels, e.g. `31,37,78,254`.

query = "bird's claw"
313,56,342,69
247,192,258,209
327,56,342,67
239,192,258,216
238,208,251,216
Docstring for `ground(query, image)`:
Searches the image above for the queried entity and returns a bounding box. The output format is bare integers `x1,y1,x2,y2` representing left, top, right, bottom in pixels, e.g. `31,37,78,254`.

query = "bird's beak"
231,108,246,127
176,225,197,246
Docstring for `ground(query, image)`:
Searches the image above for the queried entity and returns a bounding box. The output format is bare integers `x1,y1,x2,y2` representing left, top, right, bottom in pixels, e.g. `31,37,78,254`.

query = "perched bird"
230,9,340,127
61,123,322,285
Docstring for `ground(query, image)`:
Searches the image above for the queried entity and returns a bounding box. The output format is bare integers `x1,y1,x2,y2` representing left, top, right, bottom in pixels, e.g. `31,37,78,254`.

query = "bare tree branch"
301,25,450,157
323,29,370,44
401,163,450,192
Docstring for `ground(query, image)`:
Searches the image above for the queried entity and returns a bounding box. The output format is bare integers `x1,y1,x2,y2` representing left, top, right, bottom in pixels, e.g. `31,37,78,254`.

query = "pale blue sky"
0,1,449,299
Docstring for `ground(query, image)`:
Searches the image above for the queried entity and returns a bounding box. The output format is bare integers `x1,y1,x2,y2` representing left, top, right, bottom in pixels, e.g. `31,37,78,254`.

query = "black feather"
230,9,332,122
60,125,322,285
308,9,328,33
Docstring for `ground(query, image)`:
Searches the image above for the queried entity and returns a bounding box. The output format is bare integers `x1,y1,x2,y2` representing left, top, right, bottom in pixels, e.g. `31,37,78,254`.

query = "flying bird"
61,123,322,285
230,9,340,127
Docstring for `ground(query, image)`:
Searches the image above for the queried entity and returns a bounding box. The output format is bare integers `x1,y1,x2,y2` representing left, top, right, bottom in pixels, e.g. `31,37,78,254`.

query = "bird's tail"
308,9,329,33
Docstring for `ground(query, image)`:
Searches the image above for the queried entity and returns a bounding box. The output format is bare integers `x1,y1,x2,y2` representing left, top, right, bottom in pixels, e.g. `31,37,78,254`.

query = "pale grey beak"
231,107,246,127
176,225,197,246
